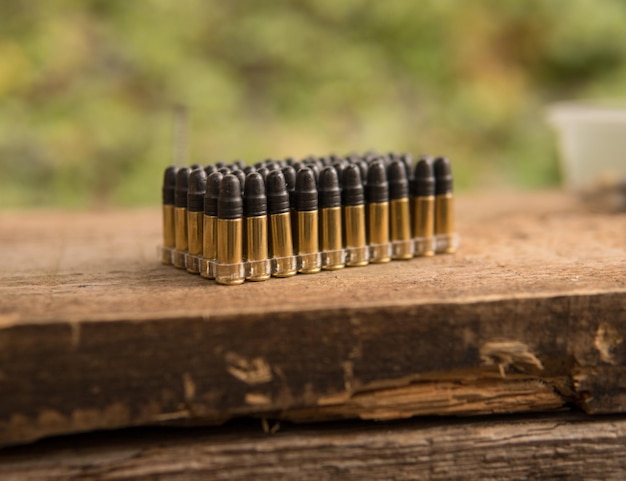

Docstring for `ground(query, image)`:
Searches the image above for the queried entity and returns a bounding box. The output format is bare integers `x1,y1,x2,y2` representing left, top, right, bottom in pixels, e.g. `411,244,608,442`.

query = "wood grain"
0,191,624,447
2,413,626,480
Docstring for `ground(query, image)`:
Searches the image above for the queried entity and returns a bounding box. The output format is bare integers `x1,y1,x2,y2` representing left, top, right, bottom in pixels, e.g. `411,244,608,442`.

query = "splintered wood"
0,191,624,447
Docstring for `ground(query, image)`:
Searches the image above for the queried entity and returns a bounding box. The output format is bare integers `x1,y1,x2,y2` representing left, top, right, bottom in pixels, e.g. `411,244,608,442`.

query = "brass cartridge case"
320,207,345,270
412,196,435,256
186,211,203,273
344,204,369,267
161,204,175,264
200,214,218,279
245,215,271,281
367,202,391,263
389,198,413,259
269,212,297,277
297,210,321,274
435,193,456,254
173,206,188,268
215,218,245,285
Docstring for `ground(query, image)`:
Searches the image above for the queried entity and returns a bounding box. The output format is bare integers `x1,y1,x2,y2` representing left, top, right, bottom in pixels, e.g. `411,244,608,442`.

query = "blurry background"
2,0,626,208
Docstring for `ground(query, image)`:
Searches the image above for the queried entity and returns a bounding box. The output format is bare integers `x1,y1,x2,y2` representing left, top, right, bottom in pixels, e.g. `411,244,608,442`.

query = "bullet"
412,157,436,256
231,168,246,190
400,153,414,179
244,172,271,281
332,162,346,188
295,168,322,274
319,166,345,270
434,156,457,254
267,170,298,277
342,164,369,267
282,164,297,246
204,165,217,176
257,167,270,184
200,171,223,279
306,162,320,184
173,167,191,269
186,168,207,273
357,160,369,184
366,161,391,263
215,174,245,285
388,160,414,259
161,166,177,265
282,165,297,210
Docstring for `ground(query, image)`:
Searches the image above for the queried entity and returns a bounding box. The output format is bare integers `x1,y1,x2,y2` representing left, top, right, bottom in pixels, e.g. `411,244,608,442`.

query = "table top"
0,190,624,447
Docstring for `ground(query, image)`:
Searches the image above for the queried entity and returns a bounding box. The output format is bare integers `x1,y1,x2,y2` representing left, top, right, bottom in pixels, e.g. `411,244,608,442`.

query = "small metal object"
412,157,436,256
173,167,191,269
295,168,321,274
342,165,369,267
388,160,413,259
215,174,245,285
161,166,177,265
319,166,345,270
366,161,391,263
200,171,222,279
186,168,207,273
434,156,457,254
244,172,271,281
267,171,297,277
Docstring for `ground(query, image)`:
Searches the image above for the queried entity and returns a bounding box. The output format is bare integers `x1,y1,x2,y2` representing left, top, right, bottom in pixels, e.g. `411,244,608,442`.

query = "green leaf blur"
2,0,626,207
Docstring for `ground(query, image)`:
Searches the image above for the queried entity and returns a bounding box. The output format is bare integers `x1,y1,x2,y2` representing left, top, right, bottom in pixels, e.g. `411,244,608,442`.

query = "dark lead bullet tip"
266,170,290,215
243,165,256,176
388,160,409,200
413,158,435,197
218,166,231,176
174,167,191,208
231,169,246,190
204,171,223,216
162,166,178,205
204,165,217,176
218,174,243,219
190,163,203,170
282,165,296,191
267,161,281,172
257,167,270,183
333,162,346,187
187,168,207,212
357,160,369,184
366,161,389,204
282,165,297,209
401,152,414,166
307,162,320,183
319,166,341,209
342,164,364,206
244,172,267,217
295,168,318,212
434,156,453,195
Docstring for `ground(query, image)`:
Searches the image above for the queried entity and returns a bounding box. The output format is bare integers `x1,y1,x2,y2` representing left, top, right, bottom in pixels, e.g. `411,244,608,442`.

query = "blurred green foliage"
2,0,626,207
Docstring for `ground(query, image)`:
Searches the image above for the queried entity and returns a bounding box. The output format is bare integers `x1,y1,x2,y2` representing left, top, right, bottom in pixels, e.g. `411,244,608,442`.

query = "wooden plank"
2,413,626,480
0,191,624,447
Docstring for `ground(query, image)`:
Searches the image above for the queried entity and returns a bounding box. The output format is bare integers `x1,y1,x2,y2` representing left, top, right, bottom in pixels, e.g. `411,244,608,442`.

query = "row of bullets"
160,153,458,285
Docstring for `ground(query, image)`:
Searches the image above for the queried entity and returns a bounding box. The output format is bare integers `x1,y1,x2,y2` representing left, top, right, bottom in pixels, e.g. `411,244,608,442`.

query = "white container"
548,101,626,193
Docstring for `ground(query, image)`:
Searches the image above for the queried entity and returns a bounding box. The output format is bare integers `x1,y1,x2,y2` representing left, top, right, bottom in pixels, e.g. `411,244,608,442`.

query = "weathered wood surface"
0,191,624,447
2,413,626,480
